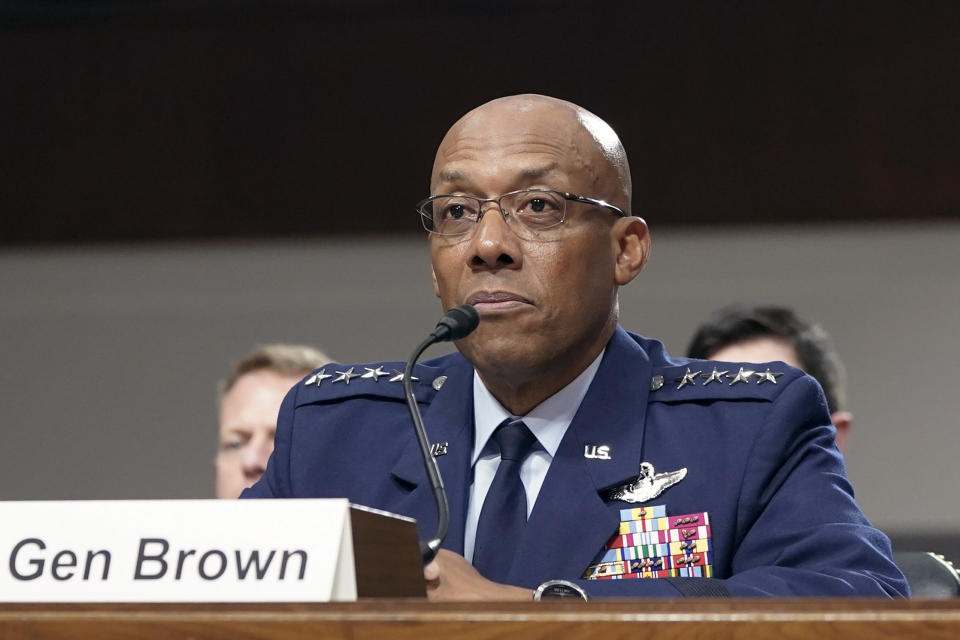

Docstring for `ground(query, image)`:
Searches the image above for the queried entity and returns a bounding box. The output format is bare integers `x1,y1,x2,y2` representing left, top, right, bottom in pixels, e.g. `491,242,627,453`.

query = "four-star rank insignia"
657,364,784,390
307,354,783,397
307,364,437,388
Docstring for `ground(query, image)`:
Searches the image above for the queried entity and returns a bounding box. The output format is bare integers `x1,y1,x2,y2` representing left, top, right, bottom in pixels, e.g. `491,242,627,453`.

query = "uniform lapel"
390,355,474,555
507,328,652,586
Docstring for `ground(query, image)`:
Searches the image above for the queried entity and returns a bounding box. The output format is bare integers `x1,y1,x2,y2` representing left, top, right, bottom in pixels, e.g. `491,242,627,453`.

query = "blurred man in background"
216,343,330,498
686,304,852,452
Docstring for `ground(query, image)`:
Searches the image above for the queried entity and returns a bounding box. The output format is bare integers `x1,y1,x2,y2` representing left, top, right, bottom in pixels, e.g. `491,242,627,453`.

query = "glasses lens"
503,190,566,230
421,196,479,235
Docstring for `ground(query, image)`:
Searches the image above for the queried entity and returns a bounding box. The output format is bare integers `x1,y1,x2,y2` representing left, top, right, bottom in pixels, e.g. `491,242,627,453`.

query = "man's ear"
431,265,440,298
831,411,853,454
613,217,650,286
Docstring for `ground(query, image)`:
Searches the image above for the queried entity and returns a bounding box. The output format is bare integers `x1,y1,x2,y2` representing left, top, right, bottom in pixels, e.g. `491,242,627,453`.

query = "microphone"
429,304,480,342
402,304,480,564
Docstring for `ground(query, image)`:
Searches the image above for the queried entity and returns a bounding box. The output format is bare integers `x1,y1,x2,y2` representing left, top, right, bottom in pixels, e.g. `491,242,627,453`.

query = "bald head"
431,94,632,213
426,94,650,416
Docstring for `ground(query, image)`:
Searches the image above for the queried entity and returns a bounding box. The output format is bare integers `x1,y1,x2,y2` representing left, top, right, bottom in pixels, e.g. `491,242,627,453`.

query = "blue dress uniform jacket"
242,327,908,598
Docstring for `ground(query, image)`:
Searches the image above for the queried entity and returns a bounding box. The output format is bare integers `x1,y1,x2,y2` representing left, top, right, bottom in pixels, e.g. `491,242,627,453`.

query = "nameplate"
0,499,358,602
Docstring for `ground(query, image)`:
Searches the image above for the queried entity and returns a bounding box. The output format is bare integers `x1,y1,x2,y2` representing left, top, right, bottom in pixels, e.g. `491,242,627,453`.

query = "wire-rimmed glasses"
417,189,625,237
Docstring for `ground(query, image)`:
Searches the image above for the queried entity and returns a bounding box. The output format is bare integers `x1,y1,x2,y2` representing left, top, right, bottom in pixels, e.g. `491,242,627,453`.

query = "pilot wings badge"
606,461,687,503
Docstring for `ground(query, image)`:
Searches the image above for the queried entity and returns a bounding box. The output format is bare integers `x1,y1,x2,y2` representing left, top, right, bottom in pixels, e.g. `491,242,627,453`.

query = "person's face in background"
708,336,852,453
215,369,301,498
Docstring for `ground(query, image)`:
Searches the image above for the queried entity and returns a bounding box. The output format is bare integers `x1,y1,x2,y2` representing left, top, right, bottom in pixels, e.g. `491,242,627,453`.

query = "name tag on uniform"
0,499,358,602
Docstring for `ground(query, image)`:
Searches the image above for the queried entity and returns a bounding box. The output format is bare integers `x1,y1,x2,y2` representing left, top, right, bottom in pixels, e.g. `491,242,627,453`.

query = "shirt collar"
471,349,605,464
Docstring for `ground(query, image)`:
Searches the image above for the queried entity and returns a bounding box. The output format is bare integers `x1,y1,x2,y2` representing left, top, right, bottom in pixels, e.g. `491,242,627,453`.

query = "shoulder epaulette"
294,360,446,407
648,360,803,404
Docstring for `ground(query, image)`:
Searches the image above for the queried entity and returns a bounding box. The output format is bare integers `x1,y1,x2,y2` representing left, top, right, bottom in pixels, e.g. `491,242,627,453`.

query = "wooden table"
3,599,960,639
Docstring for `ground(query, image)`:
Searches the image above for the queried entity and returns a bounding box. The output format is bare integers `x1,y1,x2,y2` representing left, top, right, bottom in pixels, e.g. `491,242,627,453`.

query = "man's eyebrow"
519,163,559,179
437,164,559,185
437,169,467,183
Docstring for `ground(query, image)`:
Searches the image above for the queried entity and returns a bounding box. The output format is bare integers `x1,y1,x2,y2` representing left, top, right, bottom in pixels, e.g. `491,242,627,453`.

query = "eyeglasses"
416,189,625,237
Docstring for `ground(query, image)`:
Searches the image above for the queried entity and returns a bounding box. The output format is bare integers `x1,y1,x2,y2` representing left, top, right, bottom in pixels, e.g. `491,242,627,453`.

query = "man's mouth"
465,291,534,312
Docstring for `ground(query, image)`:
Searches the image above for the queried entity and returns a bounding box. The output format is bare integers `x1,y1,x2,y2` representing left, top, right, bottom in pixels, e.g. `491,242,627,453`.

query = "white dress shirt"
463,350,604,563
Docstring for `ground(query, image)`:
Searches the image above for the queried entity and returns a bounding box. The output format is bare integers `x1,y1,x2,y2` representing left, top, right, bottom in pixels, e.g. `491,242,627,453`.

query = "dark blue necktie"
472,418,537,583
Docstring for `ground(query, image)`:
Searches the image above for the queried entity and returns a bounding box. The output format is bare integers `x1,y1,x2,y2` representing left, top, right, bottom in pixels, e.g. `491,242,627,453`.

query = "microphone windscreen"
435,304,480,341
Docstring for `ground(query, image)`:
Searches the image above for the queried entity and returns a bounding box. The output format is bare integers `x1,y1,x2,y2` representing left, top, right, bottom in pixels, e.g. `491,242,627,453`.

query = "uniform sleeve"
239,381,300,499
572,375,908,599
721,375,907,596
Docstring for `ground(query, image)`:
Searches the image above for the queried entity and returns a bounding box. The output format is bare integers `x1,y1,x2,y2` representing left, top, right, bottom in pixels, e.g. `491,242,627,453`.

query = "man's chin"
457,336,545,376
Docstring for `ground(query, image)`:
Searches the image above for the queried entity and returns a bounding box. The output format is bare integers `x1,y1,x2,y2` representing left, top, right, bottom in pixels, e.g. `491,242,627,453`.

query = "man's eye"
517,194,561,214
220,440,245,452
445,204,466,220
437,199,477,221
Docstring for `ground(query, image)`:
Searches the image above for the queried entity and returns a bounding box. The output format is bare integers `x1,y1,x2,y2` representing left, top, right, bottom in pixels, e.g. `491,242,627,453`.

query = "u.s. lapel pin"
430,442,449,457
584,445,612,460
606,461,687,503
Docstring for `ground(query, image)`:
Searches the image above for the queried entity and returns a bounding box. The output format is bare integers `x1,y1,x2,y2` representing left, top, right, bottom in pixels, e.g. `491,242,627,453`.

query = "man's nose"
242,435,273,477
468,202,523,270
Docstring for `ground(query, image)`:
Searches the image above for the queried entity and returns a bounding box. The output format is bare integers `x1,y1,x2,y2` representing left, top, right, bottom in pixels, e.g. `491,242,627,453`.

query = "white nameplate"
0,499,358,602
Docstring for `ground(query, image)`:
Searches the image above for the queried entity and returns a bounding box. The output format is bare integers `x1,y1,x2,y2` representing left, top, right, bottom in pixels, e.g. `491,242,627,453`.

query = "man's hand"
423,549,534,601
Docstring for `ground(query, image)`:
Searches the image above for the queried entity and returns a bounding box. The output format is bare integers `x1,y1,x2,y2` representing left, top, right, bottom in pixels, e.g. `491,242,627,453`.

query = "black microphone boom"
402,304,480,564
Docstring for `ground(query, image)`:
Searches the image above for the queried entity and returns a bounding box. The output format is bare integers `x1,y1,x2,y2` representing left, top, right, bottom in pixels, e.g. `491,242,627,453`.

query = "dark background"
2,0,958,245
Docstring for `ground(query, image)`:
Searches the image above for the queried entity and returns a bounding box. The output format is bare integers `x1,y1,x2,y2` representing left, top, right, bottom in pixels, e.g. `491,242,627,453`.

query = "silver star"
755,368,784,384
702,367,728,386
304,369,333,387
332,367,359,385
361,366,389,382
727,367,755,386
388,370,419,383
676,367,702,390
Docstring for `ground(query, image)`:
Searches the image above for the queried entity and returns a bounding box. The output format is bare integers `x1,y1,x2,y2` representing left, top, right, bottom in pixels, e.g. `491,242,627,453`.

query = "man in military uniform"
243,95,907,600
